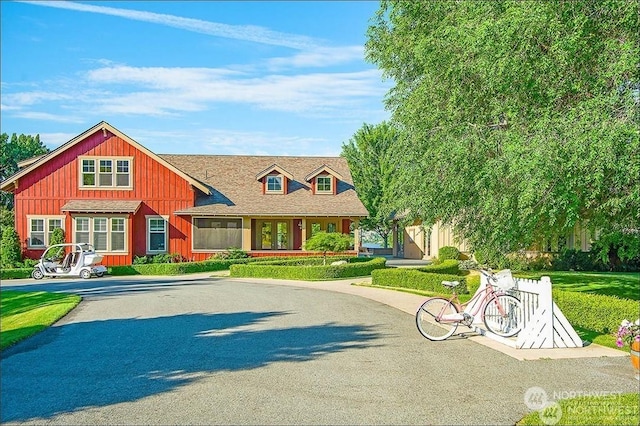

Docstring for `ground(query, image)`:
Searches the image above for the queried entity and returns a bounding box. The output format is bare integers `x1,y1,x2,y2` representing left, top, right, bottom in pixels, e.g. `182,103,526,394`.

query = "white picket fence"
465,272,583,349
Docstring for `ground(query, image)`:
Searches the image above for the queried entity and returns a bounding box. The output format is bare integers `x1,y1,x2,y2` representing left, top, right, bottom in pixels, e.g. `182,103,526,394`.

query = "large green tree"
0,133,49,239
0,133,49,210
341,122,402,248
366,0,639,256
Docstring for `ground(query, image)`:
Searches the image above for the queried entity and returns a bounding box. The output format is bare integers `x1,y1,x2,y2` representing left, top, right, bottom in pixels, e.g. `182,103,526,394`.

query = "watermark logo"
524,386,548,410
538,402,562,425
524,387,561,425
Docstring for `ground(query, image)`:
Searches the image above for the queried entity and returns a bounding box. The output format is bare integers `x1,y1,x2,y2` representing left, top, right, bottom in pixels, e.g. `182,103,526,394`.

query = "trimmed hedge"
417,259,461,275
552,289,639,335
107,256,292,276
371,268,467,294
230,257,386,280
0,268,33,280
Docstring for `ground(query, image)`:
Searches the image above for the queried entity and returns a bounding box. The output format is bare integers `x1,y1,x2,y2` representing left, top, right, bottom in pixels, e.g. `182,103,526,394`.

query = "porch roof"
61,200,142,213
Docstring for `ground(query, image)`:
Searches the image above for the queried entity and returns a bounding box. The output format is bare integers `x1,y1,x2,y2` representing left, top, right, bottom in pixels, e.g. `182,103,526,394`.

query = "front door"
259,220,291,250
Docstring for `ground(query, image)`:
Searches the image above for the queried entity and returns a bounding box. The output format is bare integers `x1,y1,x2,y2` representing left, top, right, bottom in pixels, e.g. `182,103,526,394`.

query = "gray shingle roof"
159,155,368,217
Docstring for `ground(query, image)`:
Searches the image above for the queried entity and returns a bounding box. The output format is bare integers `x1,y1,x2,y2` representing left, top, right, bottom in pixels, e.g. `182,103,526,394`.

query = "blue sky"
1,1,391,156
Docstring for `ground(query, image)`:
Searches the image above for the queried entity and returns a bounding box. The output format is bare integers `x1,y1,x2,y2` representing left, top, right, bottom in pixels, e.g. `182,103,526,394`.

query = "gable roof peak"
255,164,294,181
304,164,344,182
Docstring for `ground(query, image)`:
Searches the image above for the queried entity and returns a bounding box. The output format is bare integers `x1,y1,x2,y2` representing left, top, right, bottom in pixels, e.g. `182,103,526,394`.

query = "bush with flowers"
616,319,640,348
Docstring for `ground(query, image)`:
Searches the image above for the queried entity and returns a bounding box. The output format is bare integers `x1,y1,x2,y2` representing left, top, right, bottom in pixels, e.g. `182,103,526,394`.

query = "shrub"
49,228,65,246
0,268,33,280
213,248,249,260
438,246,460,261
552,289,638,335
230,257,385,280
133,255,150,265
371,268,467,294
152,253,174,264
552,249,599,271
0,227,22,268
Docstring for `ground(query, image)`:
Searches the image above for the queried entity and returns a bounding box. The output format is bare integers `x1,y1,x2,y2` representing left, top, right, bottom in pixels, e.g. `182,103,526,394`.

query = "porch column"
242,217,252,251
353,220,361,253
392,222,399,258
300,218,307,250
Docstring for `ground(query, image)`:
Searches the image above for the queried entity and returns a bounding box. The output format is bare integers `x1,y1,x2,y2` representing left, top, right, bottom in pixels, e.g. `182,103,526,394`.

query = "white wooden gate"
465,272,583,349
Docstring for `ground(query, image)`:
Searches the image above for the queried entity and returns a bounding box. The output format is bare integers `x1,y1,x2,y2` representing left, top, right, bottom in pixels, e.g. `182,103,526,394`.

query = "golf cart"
31,243,107,280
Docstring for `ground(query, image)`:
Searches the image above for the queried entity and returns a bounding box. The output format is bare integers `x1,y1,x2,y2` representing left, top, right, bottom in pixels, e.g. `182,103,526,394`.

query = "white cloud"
131,127,333,156
267,46,365,70
21,1,321,50
39,132,79,148
10,111,83,123
81,64,388,116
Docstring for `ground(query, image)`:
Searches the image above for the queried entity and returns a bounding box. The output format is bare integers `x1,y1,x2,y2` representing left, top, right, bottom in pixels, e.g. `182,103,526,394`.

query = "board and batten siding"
14,130,197,266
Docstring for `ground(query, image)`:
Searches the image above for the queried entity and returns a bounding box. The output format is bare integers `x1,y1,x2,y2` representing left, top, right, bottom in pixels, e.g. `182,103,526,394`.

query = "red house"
1,122,369,266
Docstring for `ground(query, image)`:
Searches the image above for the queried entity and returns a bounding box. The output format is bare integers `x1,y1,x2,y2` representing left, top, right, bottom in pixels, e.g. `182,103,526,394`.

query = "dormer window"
316,175,332,193
256,164,293,195
266,175,283,193
305,165,343,195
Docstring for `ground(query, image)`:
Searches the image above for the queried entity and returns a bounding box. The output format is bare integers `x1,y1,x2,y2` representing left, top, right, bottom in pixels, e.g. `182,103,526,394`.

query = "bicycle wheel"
483,294,522,337
416,297,459,341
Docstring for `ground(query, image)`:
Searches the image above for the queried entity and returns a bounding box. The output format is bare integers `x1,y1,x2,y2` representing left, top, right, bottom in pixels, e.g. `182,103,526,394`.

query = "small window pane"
266,176,282,191
94,218,108,232
82,160,95,173
317,176,332,192
76,232,90,244
149,219,165,232
111,233,125,251
99,160,112,173
112,218,125,232
149,233,165,251
99,173,113,186
94,232,108,251
116,174,129,187
83,173,95,186
76,218,90,232
31,219,44,232
327,223,337,233
116,160,129,173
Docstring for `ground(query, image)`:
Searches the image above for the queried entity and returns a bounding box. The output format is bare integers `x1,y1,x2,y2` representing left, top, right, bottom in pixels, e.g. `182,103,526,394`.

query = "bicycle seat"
441,280,460,288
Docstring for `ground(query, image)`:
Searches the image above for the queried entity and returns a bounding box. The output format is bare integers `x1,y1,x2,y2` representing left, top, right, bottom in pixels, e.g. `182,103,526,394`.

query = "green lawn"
515,271,639,301
517,393,639,425
0,290,81,350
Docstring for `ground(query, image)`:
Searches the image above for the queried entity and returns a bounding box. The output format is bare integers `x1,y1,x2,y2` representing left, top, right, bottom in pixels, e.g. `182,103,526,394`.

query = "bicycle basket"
493,269,515,290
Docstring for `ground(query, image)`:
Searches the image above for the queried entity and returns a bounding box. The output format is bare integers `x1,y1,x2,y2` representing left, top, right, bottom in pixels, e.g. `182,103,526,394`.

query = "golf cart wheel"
95,272,105,277
80,269,92,279
32,268,44,280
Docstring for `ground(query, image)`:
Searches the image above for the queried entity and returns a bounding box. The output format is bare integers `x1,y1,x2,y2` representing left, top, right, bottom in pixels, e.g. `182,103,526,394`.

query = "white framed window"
147,216,168,253
316,175,332,193
111,218,126,251
266,175,283,193
27,216,65,248
79,156,133,189
73,216,127,252
93,217,108,251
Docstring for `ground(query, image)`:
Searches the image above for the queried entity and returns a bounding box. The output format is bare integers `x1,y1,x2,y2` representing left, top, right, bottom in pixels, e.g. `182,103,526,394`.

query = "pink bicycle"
416,269,522,340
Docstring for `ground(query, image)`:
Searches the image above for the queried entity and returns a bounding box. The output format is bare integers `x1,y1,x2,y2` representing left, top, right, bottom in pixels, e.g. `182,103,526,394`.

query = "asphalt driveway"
1,274,638,425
